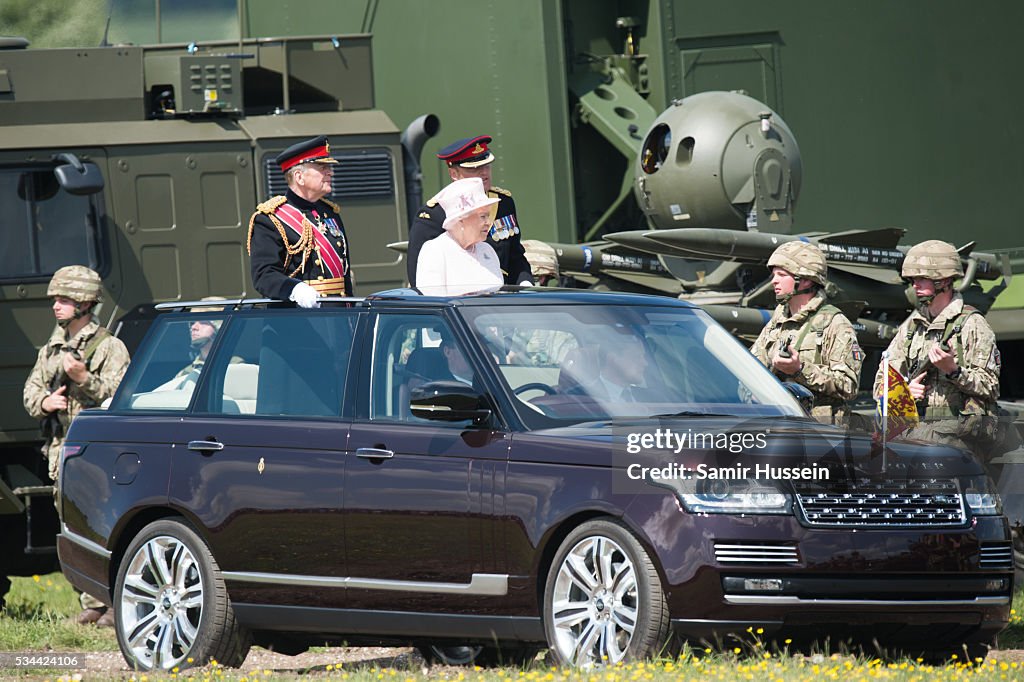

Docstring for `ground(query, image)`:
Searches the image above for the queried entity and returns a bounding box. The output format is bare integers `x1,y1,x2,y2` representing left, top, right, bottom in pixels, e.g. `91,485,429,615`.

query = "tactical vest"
791,303,841,366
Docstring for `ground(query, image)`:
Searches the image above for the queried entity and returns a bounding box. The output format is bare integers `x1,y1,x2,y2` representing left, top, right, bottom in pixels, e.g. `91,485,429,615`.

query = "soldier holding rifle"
872,240,1001,453
22,266,129,626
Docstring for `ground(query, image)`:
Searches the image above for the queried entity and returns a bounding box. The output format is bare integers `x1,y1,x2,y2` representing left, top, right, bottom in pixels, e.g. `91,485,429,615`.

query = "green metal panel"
668,0,1024,250
0,47,145,124
105,141,256,305
244,0,576,242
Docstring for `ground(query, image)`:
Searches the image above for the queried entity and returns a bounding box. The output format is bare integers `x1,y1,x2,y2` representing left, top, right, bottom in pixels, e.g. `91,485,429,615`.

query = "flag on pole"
876,352,918,440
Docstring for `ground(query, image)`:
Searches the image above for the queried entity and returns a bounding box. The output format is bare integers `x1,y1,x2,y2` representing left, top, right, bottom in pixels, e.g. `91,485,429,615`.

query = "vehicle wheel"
113,518,251,672
418,644,541,667
543,519,670,667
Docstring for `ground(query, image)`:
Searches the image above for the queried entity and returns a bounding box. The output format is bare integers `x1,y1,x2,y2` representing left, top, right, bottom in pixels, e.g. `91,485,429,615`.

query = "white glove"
519,280,534,287
288,282,320,309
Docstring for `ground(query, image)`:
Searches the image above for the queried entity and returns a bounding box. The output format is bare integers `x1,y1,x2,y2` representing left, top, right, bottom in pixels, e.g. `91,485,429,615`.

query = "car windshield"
463,303,804,427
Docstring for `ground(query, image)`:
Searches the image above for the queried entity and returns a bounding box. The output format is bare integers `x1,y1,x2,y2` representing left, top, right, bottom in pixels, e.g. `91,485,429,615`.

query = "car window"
369,314,474,424
463,304,804,426
194,312,355,417
110,315,228,411
111,310,356,415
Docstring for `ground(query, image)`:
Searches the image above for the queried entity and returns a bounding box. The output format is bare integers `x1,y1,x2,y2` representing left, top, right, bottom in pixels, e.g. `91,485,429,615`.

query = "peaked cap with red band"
277,135,340,172
437,135,495,168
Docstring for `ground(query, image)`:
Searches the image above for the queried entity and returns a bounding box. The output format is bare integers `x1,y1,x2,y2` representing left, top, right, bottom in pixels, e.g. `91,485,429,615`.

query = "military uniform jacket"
248,189,353,300
406,188,533,287
23,318,130,470
872,294,999,417
751,291,862,421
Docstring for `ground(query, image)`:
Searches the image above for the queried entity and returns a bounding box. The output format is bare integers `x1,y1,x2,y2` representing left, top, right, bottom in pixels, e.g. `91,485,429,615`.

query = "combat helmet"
191,296,228,331
47,265,102,303
767,241,827,286
522,240,558,281
901,240,963,280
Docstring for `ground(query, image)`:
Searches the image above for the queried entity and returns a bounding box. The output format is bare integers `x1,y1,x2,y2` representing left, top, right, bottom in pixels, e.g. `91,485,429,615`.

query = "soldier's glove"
289,282,321,309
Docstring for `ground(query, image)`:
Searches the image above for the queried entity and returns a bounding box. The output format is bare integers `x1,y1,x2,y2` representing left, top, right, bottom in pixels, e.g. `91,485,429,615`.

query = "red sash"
274,203,347,278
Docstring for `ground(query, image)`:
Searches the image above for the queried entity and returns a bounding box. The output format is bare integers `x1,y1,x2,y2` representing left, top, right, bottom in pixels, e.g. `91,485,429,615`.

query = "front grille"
263,149,394,200
795,479,965,528
979,544,1014,570
714,542,799,565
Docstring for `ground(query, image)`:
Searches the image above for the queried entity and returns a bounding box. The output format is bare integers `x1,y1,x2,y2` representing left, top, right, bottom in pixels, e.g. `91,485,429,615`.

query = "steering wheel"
514,382,557,396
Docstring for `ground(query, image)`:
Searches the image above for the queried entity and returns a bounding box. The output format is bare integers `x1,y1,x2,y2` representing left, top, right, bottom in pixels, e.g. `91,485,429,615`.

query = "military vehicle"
109,0,1020,393
0,30,433,601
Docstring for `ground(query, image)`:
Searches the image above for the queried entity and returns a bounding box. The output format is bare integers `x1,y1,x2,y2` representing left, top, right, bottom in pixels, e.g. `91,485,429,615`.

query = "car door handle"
356,447,394,459
188,440,224,452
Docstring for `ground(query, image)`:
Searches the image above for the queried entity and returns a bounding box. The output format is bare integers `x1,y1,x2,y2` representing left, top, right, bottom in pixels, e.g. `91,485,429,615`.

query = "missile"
547,242,672,276
603,228,1009,280
700,304,897,350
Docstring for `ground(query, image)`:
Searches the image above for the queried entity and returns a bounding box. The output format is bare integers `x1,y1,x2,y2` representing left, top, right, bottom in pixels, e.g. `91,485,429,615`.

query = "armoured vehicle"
104,0,1021,390
0,30,429,601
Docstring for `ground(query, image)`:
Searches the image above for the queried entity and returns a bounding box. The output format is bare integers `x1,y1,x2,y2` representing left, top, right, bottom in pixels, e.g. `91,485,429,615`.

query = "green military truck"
0,31,423,600
105,0,1024,389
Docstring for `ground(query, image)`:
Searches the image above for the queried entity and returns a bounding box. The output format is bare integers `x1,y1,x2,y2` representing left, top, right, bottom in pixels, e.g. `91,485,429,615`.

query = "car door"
167,308,356,609
344,311,509,611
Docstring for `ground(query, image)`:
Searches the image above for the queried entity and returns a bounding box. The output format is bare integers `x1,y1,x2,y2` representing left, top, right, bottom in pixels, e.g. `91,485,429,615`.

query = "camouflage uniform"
751,242,862,425
22,268,130,482
872,241,1000,454
22,266,129,616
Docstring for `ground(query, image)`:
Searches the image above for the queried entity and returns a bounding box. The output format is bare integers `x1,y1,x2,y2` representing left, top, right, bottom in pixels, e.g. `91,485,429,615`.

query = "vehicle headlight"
963,475,1002,516
663,477,792,515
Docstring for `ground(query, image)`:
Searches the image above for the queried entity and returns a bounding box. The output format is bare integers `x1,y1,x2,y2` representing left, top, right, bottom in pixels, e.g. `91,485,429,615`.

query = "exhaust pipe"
400,114,441,229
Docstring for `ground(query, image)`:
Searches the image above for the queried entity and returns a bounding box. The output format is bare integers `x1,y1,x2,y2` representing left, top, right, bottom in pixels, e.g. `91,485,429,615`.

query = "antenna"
98,0,113,47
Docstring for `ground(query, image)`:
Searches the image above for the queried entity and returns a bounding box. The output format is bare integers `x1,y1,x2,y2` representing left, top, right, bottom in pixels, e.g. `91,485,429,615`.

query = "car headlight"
963,475,1002,516
662,477,793,515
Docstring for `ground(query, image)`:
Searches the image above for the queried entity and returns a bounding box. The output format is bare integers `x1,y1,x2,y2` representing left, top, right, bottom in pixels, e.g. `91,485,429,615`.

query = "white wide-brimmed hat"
437,178,499,231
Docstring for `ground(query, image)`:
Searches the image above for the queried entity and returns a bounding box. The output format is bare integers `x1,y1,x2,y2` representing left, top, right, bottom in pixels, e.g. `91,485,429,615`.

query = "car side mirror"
782,381,814,414
52,153,105,195
410,381,491,424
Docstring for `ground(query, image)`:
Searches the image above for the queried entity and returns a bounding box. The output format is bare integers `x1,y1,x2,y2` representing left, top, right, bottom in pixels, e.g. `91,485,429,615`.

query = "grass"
2,573,1024,681
0,573,116,652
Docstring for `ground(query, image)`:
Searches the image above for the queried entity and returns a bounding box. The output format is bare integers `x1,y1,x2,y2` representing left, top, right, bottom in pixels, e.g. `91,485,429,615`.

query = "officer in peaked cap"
247,135,352,308
407,134,533,288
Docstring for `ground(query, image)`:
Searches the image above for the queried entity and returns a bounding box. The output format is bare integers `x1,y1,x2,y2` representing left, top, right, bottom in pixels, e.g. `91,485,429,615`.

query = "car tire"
543,519,670,667
418,644,541,667
113,518,251,672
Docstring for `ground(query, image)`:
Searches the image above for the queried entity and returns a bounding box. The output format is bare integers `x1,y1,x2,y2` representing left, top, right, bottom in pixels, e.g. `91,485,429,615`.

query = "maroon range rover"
56,290,1012,672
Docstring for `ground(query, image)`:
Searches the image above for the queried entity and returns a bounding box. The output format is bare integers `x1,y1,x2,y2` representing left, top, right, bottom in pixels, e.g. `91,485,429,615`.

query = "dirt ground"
17,644,1024,678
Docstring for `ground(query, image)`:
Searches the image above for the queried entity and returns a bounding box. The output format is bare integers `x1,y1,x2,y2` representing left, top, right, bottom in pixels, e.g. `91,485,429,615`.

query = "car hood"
512,416,987,480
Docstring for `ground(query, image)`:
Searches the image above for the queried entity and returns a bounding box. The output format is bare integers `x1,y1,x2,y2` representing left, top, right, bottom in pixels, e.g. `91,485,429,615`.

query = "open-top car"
56,289,1012,671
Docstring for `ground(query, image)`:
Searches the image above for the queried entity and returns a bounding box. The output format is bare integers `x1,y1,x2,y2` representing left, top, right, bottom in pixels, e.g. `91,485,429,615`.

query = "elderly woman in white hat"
416,177,503,296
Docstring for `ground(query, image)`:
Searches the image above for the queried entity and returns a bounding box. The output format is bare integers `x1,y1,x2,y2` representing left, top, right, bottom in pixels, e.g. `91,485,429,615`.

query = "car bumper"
643,511,1013,644
56,526,112,606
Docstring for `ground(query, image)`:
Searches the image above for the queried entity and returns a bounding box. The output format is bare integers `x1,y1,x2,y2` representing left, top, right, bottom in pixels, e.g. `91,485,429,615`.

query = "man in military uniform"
407,135,533,287
22,266,130,626
248,135,353,307
872,240,1000,453
751,241,862,425
154,298,226,392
